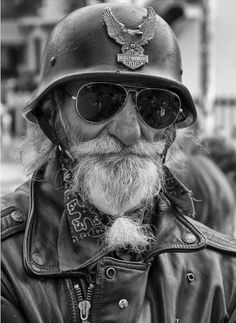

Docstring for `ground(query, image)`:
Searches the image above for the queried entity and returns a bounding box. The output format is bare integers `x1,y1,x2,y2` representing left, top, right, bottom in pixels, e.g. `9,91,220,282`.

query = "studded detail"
186,272,195,283
182,233,196,244
10,210,24,223
32,252,44,266
106,267,116,279
119,299,128,309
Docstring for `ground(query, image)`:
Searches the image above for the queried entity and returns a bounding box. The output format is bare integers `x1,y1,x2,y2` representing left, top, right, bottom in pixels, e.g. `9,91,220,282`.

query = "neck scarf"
60,152,149,245
60,151,194,246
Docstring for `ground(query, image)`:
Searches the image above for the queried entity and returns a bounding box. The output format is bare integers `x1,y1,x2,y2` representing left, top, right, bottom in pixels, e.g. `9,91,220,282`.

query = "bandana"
61,152,149,246
60,151,195,247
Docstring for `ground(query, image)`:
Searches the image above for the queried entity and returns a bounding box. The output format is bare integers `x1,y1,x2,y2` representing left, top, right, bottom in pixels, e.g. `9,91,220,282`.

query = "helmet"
23,3,197,128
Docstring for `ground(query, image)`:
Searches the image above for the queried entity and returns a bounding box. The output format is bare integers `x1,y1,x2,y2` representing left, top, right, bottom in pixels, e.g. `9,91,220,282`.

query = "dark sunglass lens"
137,89,181,129
76,83,126,122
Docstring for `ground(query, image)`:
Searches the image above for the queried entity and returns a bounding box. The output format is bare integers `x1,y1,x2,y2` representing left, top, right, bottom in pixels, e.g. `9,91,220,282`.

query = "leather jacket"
1,166,236,323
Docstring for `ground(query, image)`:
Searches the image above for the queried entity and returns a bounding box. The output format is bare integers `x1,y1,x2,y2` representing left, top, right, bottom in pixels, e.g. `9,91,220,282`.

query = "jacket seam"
145,243,206,260
206,240,236,253
200,227,236,241
177,213,206,241
1,206,26,240
92,263,103,323
100,257,150,269
65,278,78,323
188,218,236,243
145,213,207,259
188,220,236,252
1,224,26,241
1,206,18,217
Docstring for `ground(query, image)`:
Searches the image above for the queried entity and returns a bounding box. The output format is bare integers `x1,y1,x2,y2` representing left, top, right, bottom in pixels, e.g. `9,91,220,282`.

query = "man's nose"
107,94,141,145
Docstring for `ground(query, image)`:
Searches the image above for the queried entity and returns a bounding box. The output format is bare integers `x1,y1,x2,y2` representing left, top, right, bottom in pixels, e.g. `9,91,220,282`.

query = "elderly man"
1,3,236,323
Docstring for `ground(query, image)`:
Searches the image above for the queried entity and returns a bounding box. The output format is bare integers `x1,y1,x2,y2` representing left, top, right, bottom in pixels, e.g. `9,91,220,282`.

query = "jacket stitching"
65,278,78,323
101,258,150,269
201,227,236,242
187,218,236,242
177,213,206,241
187,219,236,252
206,240,236,252
92,262,103,323
1,224,26,240
1,206,19,217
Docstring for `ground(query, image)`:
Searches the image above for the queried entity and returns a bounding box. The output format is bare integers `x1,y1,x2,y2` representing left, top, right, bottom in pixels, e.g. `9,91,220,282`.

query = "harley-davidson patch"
103,7,157,70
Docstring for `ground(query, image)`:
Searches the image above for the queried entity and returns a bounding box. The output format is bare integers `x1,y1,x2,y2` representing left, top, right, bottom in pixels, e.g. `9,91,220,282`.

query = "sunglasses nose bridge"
125,88,138,107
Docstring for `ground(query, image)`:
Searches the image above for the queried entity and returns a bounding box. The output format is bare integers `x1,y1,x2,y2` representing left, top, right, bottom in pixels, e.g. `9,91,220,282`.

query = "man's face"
61,81,168,145
58,80,175,252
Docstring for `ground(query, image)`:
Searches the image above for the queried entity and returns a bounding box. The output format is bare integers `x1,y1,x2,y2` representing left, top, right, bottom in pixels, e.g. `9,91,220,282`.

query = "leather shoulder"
1,181,30,241
187,217,236,254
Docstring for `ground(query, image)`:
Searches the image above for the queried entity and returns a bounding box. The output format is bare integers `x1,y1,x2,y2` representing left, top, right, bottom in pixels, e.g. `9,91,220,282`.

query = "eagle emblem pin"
103,7,157,70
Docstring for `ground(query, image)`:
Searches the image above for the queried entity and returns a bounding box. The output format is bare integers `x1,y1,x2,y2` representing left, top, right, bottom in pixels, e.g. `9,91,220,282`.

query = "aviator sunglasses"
64,82,185,129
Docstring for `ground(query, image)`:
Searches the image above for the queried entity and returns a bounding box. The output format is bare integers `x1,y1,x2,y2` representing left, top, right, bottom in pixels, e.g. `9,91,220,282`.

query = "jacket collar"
24,165,206,276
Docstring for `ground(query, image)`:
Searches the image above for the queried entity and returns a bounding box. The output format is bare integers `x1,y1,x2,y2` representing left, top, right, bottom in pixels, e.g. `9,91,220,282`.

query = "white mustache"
71,135,165,158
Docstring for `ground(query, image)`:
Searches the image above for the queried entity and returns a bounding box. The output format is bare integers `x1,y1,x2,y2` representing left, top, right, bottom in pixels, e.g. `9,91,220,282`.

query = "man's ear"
35,94,60,146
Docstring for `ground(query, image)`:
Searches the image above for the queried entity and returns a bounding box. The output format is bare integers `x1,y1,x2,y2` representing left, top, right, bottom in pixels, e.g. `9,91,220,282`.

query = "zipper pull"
78,300,91,323
74,283,94,323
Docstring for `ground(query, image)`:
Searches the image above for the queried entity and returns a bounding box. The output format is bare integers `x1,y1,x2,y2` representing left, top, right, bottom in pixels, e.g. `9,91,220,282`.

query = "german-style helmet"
24,3,197,128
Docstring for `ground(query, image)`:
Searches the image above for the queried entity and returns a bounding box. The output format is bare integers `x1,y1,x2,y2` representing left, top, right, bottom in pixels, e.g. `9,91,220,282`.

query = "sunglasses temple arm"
62,88,77,101
172,108,184,126
161,128,176,163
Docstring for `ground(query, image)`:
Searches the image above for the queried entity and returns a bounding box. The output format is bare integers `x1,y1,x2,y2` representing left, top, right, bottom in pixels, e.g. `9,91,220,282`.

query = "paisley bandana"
60,151,194,246
61,156,106,244
60,152,148,245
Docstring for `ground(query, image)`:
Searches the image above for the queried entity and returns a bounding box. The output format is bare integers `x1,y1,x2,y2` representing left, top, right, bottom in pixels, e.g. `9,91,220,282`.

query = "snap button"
32,252,44,266
182,233,196,244
186,272,195,283
106,267,116,279
119,299,128,309
10,210,24,223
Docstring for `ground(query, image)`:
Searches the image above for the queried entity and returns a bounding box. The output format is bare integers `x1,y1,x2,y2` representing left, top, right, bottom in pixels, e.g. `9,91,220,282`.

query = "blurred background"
1,0,236,202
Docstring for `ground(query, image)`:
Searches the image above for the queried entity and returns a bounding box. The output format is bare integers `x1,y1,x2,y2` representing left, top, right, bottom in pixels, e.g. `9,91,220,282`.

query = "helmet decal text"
103,7,157,70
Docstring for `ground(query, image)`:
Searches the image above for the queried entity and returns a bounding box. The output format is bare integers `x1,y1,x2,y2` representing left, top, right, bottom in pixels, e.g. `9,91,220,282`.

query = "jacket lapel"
24,167,206,276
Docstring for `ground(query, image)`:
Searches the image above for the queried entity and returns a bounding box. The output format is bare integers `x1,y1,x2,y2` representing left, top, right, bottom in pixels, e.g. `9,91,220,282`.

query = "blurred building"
1,0,236,138
146,0,236,136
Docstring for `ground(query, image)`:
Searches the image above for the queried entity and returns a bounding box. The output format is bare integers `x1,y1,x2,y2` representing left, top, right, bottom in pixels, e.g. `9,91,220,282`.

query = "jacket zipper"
74,282,94,323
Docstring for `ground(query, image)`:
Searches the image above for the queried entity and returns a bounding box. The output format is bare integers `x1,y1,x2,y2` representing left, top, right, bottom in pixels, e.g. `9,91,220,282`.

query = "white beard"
69,135,166,252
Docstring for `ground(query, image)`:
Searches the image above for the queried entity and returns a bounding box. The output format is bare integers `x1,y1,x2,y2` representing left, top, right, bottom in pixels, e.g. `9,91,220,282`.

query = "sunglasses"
65,82,185,129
